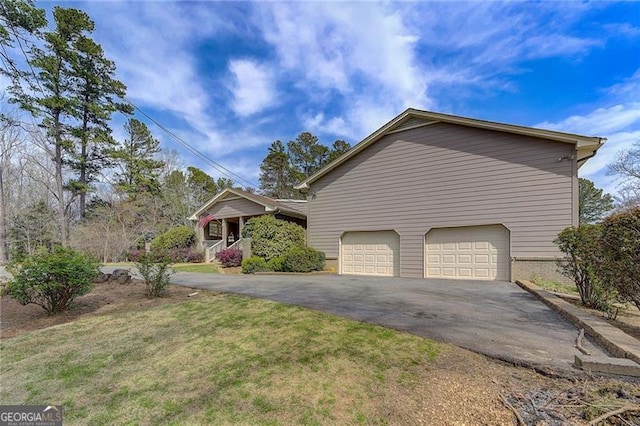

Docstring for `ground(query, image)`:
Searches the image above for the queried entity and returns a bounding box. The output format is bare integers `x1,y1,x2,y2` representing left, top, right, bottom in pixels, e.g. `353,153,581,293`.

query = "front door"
227,221,239,245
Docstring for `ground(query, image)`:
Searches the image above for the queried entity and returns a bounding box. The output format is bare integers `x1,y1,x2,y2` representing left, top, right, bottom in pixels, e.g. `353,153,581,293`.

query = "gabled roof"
188,187,306,220
295,108,606,190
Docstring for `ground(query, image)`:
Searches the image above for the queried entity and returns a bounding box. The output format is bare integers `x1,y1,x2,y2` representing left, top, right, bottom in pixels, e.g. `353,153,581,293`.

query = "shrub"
126,249,145,262
150,226,196,251
241,256,268,274
282,246,326,273
599,207,640,311
215,248,243,267
7,247,100,314
554,225,613,310
266,256,285,272
244,215,305,261
185,249,204,263
136,252,173,298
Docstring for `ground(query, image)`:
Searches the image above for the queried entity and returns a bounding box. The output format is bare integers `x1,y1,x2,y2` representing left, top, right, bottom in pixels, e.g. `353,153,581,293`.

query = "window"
208,221,222,239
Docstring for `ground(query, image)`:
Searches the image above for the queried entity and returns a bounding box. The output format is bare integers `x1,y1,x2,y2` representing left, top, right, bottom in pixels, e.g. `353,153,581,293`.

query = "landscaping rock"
111,269,131,284
93,273,111,283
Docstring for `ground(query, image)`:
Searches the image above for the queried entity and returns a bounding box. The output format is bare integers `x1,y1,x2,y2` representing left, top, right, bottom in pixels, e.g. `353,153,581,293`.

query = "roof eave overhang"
188,188,277,221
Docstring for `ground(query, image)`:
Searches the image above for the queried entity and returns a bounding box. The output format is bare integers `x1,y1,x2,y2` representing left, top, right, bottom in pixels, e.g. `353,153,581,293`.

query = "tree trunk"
0,165,8,264
79,99,89,218
79,133,87,218
54,115,67,246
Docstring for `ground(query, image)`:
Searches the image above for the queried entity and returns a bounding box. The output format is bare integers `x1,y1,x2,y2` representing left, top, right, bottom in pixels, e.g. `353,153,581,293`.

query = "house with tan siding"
189,188,306,262
295,108,604,282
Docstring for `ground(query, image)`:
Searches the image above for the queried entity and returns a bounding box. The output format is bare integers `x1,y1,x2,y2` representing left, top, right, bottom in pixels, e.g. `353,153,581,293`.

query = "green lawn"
532,277,579,296
171,263,220,273
0,294,439,425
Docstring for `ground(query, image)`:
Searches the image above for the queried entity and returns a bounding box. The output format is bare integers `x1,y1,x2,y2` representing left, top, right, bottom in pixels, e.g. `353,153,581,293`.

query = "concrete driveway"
106,268,607,371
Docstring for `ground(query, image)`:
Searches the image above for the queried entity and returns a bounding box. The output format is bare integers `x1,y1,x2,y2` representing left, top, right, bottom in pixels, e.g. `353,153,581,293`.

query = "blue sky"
34,1,640,195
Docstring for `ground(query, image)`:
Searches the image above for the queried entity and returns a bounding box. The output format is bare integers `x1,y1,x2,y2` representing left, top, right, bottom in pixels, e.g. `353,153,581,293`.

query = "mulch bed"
0,279,206,338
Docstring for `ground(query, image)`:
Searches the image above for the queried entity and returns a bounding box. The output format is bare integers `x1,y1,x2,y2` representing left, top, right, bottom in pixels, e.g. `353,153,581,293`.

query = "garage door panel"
341,231,399,277
426,225,509,281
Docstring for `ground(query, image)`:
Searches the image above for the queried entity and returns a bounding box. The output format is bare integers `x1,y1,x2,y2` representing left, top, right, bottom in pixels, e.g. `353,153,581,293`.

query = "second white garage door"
425,225,509,281
341,231,400,277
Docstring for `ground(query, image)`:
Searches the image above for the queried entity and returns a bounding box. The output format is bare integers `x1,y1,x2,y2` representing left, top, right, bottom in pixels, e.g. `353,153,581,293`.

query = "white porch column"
239,216,244,238
195,223,205,250
221,218,228,247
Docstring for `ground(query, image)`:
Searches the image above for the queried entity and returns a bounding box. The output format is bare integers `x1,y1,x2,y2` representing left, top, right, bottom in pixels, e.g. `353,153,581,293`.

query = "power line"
124,98,259,188
1,5,46,96
2,10,259,189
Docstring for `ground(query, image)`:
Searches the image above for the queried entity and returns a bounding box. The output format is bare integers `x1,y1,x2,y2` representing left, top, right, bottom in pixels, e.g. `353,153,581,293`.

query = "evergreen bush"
7,247,100,314
150,226,196,251
243,215,305,261
241,256,268,274
282,246,325,273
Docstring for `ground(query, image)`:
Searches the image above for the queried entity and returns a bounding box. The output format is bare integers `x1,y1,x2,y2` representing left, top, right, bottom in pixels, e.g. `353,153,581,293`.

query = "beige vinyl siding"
207,197,267,219
307,122,576,278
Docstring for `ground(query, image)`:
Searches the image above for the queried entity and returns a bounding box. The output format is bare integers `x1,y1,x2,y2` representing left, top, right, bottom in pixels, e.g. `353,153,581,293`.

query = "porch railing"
205,240,225,263
228,238,243,251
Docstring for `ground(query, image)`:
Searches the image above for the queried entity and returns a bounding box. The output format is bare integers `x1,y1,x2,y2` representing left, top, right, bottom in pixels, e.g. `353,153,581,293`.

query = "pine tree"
186,166,218,206
287,132,329,180
328,139,351,162
111,118,164,199
259,140,298,199
0,0,46,74
68,31,131,218
578,178,614,223
6,7,95,245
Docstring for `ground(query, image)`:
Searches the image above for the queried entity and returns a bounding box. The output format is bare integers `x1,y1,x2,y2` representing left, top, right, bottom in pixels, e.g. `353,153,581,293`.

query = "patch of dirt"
386,347,640,425
219,266,242,274
2,280,639,425
0,279,209,338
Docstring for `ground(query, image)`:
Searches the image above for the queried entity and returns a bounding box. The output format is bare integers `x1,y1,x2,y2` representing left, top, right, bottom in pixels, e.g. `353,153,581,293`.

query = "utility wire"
3,12,46,96
3,11,258,189
124,98,259,188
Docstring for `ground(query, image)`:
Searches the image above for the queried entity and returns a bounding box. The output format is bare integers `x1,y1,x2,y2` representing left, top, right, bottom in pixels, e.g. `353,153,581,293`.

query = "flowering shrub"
185,250,204,263
126,249,145,262
215,248,243,267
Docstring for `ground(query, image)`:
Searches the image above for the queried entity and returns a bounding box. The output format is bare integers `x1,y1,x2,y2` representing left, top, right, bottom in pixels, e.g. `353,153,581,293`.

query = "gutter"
577,137,606,167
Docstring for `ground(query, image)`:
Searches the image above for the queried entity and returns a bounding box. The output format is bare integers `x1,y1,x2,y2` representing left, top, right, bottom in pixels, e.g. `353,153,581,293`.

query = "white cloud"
253,1,609,141
80,1,239,155
49,1,632,192
255,2,429,138
537,103,640,136
536,101,640,196
228,59,277,117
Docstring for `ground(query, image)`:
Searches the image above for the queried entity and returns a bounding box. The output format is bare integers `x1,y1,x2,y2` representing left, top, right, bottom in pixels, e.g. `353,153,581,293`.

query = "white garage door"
425,225,509,281
341,231,399,277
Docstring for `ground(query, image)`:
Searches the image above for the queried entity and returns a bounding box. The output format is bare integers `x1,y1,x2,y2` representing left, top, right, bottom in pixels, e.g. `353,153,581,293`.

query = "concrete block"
575,354,640,377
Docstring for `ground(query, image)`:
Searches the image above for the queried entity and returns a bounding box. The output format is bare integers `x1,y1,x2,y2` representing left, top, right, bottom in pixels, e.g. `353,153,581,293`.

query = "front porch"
189,188,308,263
198,216,254,262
